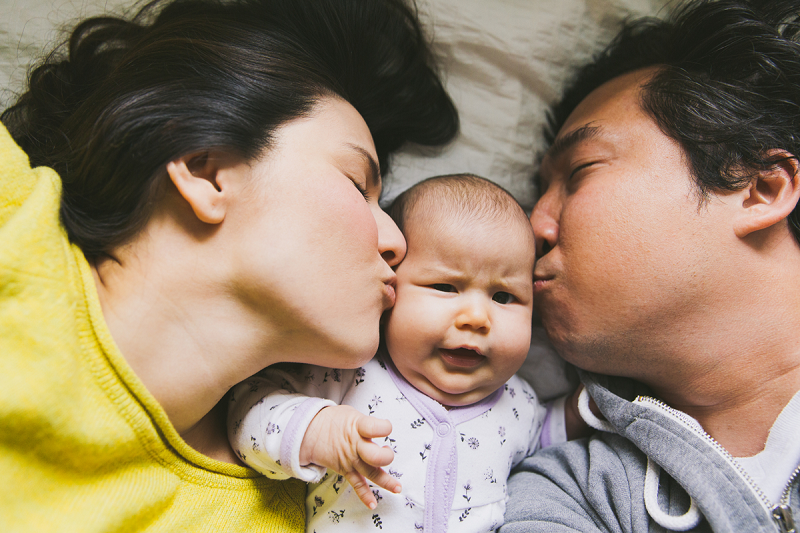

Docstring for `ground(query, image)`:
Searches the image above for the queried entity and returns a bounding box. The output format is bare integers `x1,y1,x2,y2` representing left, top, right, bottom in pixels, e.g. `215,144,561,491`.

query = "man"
503,1,800,532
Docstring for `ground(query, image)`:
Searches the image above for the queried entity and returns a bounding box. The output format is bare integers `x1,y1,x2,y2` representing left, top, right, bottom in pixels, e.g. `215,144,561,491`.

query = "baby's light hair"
387,173,532,243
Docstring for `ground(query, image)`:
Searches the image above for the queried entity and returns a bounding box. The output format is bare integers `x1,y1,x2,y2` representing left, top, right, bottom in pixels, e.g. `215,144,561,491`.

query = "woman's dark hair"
2,0,458,256
545,0,800,243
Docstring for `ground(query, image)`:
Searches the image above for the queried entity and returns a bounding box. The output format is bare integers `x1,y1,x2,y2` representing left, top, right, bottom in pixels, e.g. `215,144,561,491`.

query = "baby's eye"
492,292,515,304
431,284,456,293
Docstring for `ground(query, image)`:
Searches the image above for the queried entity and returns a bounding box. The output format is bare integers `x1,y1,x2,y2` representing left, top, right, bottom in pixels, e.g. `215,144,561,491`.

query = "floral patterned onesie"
228,354,565,533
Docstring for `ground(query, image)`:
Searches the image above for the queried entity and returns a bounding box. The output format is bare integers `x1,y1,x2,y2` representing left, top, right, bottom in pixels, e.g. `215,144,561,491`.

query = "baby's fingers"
344,470,378,509
357,462,402,496
356,438,394,468
355,441,402,495
356,415,392,439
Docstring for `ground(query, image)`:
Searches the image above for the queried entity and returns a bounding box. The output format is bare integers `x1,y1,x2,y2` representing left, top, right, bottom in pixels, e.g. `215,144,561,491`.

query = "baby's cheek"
497,320,534,373
383,300,418,356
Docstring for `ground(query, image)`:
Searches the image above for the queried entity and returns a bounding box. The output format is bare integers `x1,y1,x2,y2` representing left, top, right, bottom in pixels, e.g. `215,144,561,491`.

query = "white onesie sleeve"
228,364,355,482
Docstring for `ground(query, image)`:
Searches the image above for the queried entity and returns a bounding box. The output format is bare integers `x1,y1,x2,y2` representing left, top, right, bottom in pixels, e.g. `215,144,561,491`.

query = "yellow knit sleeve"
0,124,54,228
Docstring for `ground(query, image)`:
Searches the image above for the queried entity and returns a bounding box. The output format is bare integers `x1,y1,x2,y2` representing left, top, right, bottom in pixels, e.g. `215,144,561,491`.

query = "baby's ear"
733,151,800,238
166,151,226,224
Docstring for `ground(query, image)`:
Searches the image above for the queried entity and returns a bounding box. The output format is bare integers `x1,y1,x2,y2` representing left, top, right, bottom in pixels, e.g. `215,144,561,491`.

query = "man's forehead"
543,69,656,162
566,74,645,128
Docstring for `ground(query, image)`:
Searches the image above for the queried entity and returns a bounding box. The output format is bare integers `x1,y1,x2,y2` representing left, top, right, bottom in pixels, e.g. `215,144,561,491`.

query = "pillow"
2,0,672,202
0,0,136,109
387,0,672,210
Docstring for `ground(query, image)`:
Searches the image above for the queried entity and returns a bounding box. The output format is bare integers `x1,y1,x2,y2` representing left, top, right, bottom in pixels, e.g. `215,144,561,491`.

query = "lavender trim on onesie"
539,400,554,449
281,396,335,482
381,354,503,533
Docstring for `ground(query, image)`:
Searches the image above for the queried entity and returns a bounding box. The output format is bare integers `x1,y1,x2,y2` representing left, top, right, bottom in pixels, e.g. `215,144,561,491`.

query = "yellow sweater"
0,125,305,532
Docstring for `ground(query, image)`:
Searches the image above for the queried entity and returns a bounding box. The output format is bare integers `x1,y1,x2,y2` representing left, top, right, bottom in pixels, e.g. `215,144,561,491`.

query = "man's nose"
530,193,560,257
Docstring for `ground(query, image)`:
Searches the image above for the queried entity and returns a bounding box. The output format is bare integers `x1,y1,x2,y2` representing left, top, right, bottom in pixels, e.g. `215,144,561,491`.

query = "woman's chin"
338,340,380,369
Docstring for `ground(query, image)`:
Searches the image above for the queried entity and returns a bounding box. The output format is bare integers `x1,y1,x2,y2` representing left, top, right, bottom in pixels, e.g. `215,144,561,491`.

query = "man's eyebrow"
534,124,602,194
546,124,602,162
346,143,381,188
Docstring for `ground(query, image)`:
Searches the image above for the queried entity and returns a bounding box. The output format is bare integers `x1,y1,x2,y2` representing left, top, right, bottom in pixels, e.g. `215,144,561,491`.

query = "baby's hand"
300,405,401,509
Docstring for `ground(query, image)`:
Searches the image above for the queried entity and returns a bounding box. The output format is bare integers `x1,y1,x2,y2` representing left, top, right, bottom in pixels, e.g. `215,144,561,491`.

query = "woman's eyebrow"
346,143,381,188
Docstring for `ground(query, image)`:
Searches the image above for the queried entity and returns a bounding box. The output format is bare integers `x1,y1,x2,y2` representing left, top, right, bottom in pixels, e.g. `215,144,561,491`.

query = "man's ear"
733,151,800,238
166,151,226,224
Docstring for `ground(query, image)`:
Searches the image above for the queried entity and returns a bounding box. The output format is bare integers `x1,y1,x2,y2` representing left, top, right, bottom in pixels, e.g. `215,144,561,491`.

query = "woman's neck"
90,234,280,463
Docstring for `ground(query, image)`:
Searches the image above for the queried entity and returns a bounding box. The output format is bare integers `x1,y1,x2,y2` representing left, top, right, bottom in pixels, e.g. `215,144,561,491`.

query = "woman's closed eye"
431,284,457,293
349,177,370,201
492,291,515,304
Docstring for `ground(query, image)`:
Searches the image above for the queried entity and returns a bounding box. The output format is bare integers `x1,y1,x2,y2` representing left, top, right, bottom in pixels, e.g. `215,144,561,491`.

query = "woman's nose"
530,194,559,258
374,206,406,267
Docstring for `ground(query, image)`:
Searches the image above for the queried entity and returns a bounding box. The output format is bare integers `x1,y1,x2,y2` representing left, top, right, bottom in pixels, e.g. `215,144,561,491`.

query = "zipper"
773,504,795,533
775,465,800,533
634,395,797,531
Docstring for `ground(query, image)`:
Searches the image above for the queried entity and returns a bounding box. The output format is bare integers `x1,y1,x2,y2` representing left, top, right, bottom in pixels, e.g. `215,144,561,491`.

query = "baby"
228,174,575,532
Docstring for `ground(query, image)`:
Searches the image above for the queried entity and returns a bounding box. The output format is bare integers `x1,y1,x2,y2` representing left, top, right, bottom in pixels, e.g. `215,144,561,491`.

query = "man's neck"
642,237,800,457
650,358,800,457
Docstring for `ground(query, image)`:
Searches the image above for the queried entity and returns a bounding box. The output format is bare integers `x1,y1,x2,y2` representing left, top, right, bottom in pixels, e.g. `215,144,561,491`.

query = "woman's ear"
733,151,800,238
166,151,226,224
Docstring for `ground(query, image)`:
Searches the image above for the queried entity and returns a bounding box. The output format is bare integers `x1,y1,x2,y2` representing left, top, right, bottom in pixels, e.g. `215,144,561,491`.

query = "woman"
0,0,458,530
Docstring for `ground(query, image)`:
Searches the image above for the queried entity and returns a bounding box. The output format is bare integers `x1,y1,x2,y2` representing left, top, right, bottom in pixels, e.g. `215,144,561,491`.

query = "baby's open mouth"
440,347,485,368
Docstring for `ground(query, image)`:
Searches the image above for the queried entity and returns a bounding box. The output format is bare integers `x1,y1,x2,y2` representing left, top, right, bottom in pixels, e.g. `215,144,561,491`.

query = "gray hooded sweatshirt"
502,371,799,533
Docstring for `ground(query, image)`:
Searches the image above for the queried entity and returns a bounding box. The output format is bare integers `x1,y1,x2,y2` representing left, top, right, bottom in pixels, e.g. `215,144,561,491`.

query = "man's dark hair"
546,0,800,242
2,0,458,256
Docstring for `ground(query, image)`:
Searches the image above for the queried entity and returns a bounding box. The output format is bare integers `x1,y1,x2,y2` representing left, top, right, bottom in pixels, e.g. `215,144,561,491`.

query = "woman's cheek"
331,192,379,256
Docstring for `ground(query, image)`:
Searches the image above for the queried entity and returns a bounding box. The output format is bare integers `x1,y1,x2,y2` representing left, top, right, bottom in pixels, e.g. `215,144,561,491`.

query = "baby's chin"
398,362,510,407
427,383,496,408
425,358,524,407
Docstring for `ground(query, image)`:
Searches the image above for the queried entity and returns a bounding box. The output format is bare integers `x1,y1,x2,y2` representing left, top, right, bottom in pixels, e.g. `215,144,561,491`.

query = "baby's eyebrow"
417,262,464,276
346,143,381,189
